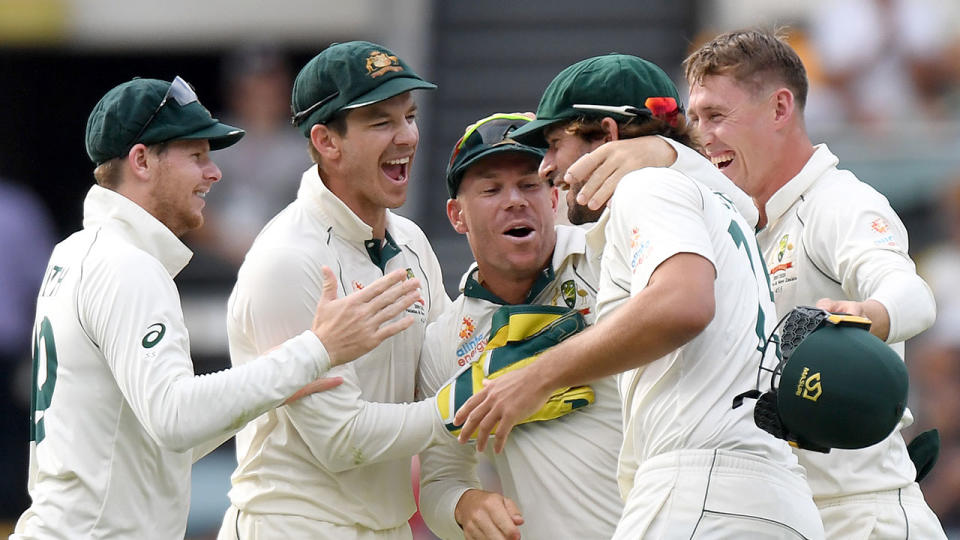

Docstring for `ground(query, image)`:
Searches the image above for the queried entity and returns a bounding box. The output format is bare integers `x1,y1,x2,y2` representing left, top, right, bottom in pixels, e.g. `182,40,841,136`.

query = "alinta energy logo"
459,317,476,339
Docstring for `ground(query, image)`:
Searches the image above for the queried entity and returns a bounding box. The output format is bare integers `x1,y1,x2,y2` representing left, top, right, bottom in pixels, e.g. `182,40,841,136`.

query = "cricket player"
416,113,623,539
12,77,420,539
218,42,452,539
564,30,946,539
453,54,825,539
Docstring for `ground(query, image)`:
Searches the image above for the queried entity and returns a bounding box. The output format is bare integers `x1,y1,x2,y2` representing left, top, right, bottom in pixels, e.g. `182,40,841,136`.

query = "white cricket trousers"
816,482,947,539
613,449,825,539
216,504,413,540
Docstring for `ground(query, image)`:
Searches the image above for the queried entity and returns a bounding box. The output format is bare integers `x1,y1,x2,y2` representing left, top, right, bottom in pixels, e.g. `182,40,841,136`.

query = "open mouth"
382,157,410,183
710,153,734,170
504,226,534,239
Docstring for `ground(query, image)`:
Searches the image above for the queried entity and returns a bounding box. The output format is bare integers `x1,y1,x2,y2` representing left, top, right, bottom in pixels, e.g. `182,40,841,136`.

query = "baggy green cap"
445,113,545,198
291,41,437,136
511,54,683,147
776,313,909,450
85,77,244,165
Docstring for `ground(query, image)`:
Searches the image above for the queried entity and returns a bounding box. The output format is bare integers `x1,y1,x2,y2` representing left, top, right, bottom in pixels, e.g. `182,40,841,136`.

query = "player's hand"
311,266,422,366
815,298,890,341
455,489,524,540
453,365,553,453
283,376,344,405
566,136,677,210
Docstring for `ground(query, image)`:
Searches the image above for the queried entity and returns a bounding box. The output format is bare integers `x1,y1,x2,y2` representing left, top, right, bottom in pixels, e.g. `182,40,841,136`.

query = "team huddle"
14,29,947,540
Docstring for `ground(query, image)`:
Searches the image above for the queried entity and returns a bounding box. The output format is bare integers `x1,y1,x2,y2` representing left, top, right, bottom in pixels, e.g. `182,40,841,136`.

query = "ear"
600,117,620,142
446,198,468,234
772,88,795,127
126,143,152,182
550,183,558,212
310,123,341,162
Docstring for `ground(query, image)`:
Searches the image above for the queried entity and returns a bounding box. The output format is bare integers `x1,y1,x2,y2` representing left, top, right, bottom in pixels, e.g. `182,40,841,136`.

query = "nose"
538,152,555,182
206,160,222,183
504,184,528,210
395,118,419,147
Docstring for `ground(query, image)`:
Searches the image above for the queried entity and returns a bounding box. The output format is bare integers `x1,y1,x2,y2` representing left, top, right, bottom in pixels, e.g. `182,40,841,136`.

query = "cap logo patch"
795,366,822,402
366,51,403,78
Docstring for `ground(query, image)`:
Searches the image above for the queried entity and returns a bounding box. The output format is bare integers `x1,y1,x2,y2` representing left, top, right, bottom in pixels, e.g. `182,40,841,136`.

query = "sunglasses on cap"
448,113,532,168
572,97,682,118
130,76,199,148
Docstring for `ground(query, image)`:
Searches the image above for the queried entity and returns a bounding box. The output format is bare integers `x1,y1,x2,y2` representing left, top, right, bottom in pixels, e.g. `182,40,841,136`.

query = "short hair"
563,113,700,153
307,110,349,165
683,28,808,110
92,141,170,189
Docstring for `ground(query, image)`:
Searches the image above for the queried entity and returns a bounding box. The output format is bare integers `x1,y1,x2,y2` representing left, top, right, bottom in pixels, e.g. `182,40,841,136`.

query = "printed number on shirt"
727,219,778,356
30,317,59,444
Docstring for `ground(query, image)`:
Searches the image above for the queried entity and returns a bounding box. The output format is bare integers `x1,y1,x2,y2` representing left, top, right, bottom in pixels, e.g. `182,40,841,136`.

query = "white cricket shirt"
225,167,450,535
757,144,936,499
417,225,623,540
13,186,331,539
596,168,805,498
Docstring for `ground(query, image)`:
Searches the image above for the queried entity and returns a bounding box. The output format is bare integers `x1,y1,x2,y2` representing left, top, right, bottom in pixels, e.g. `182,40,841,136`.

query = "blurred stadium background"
2,0,958,538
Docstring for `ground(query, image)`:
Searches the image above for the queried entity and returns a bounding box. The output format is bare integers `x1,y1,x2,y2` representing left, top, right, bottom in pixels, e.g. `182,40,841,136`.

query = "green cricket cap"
777,323,909,450
446,113,546,198
85,77,244,165
291,41,437,136
511,54,683,147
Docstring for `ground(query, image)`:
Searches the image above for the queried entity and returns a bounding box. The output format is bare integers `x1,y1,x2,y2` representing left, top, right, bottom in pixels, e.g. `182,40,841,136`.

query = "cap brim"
344,76,437,110
179,121,246,151
457,144,545,176
508,118,564,148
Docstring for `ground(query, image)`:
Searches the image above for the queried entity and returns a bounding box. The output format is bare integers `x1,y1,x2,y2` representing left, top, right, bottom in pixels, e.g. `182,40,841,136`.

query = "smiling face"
449,152,557,285
327,91,419,223
539,123,606,225
144,139,221,237
687,73,780,200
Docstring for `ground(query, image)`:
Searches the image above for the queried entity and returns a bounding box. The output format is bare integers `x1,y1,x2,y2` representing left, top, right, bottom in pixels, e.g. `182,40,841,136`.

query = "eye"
405,113,417,123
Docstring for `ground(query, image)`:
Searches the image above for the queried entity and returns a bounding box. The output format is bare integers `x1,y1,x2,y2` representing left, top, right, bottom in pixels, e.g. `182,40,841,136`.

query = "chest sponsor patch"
456,333,487,366
768,233,798,296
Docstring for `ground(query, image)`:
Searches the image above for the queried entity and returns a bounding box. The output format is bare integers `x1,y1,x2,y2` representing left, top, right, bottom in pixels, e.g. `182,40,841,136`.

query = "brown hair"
683,28,808,110
565,113,700,152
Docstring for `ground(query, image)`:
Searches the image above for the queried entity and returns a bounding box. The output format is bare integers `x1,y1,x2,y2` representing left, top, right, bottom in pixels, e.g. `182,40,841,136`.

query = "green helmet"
742,306,908,453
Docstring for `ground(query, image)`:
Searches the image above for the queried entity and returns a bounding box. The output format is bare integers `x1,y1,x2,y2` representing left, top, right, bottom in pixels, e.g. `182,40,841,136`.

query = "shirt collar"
460,225,586,305
82,185,193,277
763,144,839,229
297,166,410,246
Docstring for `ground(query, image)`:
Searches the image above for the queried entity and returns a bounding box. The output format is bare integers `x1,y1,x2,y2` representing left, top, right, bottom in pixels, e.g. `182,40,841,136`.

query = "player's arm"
455,252,714,452
231,246,448,471
416,328,522,540
84,249,418,453
567,136,759,227
456,171,717,452
805,188,936,343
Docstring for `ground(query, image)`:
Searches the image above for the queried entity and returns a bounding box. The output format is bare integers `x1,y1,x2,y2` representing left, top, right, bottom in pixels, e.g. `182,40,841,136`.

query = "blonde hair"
684,28,809,110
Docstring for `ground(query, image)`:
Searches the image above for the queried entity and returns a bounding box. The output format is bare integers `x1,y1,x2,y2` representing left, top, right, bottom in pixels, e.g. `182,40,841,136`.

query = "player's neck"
475,266,538,305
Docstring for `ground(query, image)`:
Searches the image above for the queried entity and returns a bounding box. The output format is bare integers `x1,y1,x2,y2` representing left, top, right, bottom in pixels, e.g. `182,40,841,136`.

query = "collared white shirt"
225,166,450,533
597,167,804,497
418,225,623,540
757,144,935,498
15,186,329,539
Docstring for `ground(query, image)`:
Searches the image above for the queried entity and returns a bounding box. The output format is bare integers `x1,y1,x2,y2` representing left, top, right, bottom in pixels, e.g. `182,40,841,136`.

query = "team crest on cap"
366,51,403,78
